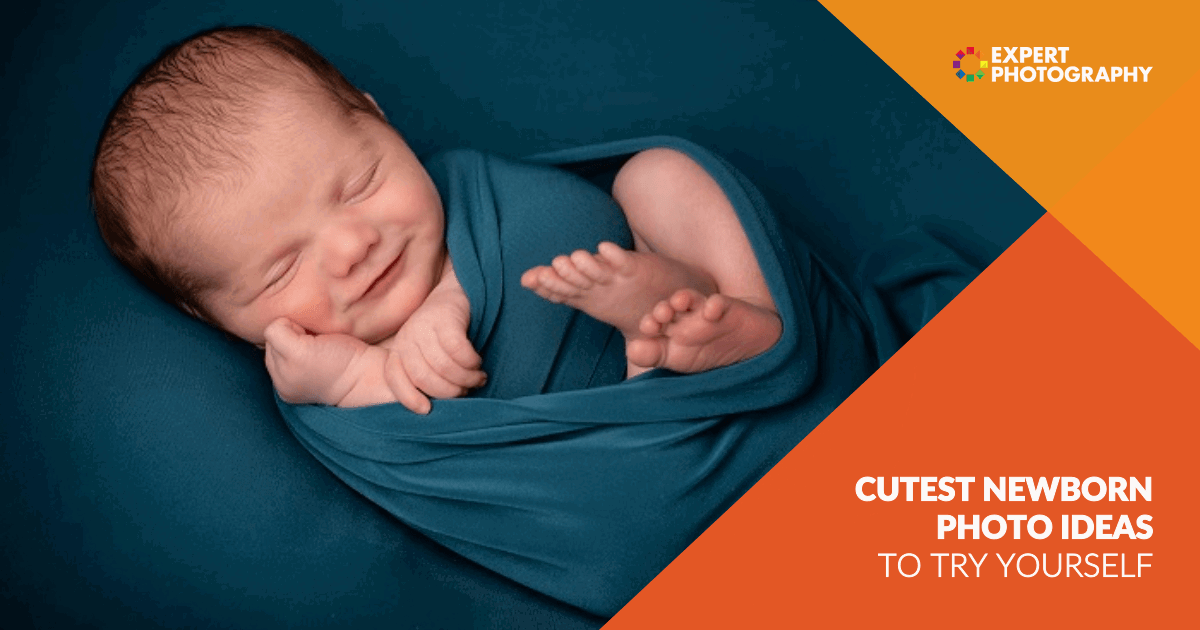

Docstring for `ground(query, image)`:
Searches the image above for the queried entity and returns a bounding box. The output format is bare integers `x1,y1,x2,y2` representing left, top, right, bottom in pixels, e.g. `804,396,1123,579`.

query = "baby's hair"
91,25,384,324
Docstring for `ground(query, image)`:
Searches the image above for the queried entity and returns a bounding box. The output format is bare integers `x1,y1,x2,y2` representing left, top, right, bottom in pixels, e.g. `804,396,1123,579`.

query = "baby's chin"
352,303,415,346
243,316,397,348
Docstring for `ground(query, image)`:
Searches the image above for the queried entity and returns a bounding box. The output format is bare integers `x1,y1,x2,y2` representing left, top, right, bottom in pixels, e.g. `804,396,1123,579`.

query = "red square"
966,46,974,54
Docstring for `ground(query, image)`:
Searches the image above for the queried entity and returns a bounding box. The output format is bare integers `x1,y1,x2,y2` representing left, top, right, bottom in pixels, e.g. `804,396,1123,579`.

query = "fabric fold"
276,136,976,615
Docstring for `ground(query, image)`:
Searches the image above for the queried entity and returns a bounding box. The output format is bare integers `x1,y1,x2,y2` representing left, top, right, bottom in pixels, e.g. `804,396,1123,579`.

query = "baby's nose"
319,220,381,278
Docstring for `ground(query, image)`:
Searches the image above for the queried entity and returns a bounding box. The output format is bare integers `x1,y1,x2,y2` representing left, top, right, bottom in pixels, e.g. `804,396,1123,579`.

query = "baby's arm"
264,266,485,413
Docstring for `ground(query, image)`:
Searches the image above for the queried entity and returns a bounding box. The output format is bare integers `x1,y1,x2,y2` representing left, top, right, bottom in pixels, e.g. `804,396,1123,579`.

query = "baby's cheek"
287,293,347,336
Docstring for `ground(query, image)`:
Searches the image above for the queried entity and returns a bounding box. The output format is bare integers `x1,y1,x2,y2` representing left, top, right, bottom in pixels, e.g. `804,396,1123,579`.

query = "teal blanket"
276,136,975,615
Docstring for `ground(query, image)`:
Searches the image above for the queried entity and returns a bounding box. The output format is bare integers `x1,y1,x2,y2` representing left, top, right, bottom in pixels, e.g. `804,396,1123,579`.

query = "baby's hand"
384,298,487,414
264,318,369,406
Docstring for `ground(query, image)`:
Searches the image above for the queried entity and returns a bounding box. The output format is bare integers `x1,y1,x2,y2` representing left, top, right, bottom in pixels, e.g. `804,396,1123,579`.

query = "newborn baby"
92,26,782,413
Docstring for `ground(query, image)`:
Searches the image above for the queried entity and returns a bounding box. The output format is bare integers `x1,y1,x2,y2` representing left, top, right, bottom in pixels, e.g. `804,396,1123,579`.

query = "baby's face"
183,91,446,346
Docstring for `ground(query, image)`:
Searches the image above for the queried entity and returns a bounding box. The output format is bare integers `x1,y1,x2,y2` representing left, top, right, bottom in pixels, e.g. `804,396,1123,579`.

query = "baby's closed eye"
343,158,382,203
265,251,301,291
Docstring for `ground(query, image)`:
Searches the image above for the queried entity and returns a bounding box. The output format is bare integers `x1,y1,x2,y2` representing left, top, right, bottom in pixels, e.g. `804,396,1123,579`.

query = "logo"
987,47,1151,83
956,47,1153,84
954,47,988,83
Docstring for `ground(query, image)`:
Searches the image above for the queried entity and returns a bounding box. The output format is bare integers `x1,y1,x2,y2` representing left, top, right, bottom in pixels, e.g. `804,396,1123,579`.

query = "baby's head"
92,26,446,346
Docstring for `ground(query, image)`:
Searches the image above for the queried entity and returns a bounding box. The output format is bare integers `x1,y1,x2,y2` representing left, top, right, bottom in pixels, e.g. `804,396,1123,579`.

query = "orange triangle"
607,214,1200,628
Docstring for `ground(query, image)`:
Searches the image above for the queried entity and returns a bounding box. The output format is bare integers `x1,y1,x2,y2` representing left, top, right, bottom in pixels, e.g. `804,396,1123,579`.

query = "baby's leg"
523,147,780,376
611,148,780,375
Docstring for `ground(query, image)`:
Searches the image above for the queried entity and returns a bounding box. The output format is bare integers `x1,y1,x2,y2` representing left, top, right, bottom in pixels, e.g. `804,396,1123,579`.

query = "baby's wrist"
332,345,394,407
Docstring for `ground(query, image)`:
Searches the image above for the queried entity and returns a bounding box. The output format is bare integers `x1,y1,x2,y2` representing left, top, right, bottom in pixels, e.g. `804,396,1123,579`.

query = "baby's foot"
626,288,782,373
520,242,714,336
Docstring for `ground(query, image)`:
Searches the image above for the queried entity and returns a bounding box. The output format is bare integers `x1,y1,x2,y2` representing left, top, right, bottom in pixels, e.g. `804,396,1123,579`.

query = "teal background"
0,1,1042,627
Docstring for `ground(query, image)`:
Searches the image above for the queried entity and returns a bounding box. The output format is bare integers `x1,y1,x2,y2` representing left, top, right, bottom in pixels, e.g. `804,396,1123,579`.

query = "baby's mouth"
358,247,404,303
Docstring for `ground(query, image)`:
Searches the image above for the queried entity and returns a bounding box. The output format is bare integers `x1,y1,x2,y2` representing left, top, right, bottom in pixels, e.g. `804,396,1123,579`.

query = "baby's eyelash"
266,254,299,289
346,161,381,202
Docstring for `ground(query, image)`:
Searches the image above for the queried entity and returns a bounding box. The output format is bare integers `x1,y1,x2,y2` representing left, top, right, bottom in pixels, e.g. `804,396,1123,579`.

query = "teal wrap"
275,136,976,615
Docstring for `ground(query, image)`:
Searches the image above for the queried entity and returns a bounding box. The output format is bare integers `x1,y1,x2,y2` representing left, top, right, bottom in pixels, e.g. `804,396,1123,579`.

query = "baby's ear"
363,92,386,120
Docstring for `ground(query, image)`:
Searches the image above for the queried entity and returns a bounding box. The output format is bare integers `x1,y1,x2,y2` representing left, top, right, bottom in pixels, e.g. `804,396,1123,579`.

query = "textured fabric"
275,136,977,615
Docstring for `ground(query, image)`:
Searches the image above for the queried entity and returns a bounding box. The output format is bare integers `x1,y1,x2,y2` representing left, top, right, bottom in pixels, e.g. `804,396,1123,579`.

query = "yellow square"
980,60,989,68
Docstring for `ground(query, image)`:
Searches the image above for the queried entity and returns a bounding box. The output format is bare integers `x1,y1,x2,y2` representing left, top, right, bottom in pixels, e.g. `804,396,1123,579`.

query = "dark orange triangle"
606,214,1200,628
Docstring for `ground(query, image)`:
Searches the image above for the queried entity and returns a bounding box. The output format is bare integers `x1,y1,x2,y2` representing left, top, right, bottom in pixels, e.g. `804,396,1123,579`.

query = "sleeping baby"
91,25,782,413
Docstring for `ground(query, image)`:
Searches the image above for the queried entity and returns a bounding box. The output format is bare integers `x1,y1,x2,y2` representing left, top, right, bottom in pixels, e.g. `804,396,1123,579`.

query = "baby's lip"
356,246,404,304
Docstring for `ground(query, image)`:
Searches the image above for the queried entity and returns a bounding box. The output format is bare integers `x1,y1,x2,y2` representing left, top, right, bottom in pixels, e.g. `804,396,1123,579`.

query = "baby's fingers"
264,319,305,377
263,319,316,403
405,344,473,400
436,327,483,370
426,329,487,389
263,318,309,358
383,351,432,415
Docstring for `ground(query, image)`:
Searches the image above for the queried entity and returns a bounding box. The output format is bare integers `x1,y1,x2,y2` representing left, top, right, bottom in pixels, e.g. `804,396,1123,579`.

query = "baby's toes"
596,241,635,274
639,310,667,336
701,293,732,322
532,267,579,300
627,336,667,368
520,266,543,289
651,299,677,325
668,288,704,313
570,249,613,284
551,255,592,289
521,265,560,289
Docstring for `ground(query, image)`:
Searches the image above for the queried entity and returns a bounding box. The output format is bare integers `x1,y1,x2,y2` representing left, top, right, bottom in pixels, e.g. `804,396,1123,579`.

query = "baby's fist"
263,318,364,405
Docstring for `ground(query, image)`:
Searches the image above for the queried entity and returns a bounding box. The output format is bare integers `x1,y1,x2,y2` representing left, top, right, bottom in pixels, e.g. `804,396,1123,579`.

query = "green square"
966,74,975,82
